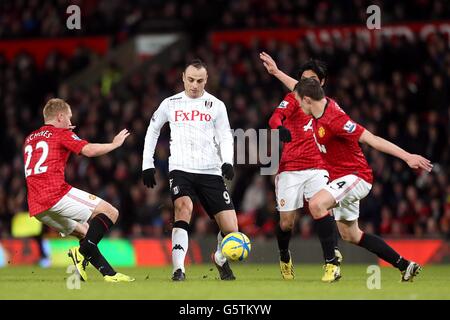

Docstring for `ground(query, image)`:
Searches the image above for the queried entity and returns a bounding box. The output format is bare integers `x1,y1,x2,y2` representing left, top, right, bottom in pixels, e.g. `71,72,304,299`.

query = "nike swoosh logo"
73,251,81,264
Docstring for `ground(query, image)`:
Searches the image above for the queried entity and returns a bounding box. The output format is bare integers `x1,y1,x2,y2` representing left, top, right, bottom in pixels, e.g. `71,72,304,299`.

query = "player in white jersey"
142,59,238,281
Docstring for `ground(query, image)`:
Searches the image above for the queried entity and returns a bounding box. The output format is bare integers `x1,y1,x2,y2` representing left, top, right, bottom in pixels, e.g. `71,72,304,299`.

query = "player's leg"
70,221,89,239
59,187,133,282
196,173,236,280
308,189,339,266
34,191,107,281
308,189,342,282
66,222,90,280
336,217,420,281
277,211,296,279
304,169,343,264
36,212,86,279
310,174,372,282
79,199,125,280
169,170,197,281
171,195,193,281
329,174,421,282
213,209,238,280
275,171,302,279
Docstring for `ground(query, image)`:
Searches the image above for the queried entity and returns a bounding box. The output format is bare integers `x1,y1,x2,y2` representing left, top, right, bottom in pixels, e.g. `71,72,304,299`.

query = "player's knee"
95,201,119,223
111,206,119,221
280,219,294,231
175,198,192,214
309,199,326,218
174,201,192,221
340,230,360,244
104,204,119,223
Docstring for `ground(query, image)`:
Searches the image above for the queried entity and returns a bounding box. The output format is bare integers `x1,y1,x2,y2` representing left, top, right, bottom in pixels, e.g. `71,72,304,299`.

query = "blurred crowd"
0,0,224,40
0,1,449,240
1,0,448,39
219,0,449,29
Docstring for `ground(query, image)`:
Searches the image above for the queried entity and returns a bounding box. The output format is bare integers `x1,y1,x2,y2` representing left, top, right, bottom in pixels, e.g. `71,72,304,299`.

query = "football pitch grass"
0,264,449,300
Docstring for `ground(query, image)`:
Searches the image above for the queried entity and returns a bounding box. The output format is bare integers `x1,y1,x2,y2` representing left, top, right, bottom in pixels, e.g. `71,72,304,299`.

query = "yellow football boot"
280,258,295,280
104,272,136,282
321,263,341,283
68,247,88,282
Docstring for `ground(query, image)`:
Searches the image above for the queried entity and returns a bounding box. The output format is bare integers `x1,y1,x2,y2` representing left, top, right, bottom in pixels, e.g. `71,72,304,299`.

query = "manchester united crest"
318,127,325,138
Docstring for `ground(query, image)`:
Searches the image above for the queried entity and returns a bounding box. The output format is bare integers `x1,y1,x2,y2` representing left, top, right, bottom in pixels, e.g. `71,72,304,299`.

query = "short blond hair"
43,98,70,121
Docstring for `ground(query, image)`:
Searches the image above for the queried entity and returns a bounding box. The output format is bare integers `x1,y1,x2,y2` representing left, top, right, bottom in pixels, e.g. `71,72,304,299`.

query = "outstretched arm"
214,102,234,166
81,129,130,157
259,52,298,91
142,100,169,170
359,129,433,172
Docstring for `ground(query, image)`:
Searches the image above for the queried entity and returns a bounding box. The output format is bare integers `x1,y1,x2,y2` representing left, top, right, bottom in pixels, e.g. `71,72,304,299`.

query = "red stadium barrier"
1,238,447,266
132,239,169,266
211,21,450,49
0,239,41,265
0,238,205,266
379,239,445,266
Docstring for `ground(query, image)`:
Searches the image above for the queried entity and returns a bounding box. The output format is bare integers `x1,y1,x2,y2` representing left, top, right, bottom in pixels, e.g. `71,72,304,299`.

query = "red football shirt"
269,92,325,173
23,125,88,216
312,97,373,184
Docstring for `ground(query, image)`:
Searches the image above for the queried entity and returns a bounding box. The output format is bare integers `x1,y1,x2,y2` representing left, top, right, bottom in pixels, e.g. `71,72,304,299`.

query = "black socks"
276,225,292,263
314,214,338,265
79,213,116,276
358,232,409,271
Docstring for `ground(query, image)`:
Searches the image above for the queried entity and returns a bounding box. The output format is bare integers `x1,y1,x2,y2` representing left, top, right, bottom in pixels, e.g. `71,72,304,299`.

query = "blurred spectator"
101,62,121,96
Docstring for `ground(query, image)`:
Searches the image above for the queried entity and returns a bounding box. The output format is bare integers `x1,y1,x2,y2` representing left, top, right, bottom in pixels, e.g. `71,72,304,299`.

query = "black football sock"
82,242,116,276
358,233,409,271
79,213,116,276
82,213,114,245
333,221,340,251
276,224,292,263
314,214,338,265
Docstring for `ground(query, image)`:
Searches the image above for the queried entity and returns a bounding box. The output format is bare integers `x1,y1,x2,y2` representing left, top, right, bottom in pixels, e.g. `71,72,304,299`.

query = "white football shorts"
324,174,372,221
35,187,102,237
275,169,329,212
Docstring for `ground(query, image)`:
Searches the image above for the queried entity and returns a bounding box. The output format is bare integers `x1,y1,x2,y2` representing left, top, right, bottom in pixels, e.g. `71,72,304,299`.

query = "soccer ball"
221,232,251,261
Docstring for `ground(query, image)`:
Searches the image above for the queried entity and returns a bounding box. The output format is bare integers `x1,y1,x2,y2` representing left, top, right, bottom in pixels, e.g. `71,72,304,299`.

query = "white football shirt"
142,90,234,175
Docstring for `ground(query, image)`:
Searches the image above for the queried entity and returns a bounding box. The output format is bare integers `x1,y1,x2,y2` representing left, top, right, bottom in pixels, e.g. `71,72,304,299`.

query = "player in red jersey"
261,53,342,280
295,78,433,282
23,98,134,282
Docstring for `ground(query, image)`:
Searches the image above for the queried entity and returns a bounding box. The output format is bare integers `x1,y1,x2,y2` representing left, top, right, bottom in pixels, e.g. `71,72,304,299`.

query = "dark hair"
295,78,325,101
297,59,327,83
185,59,208,72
